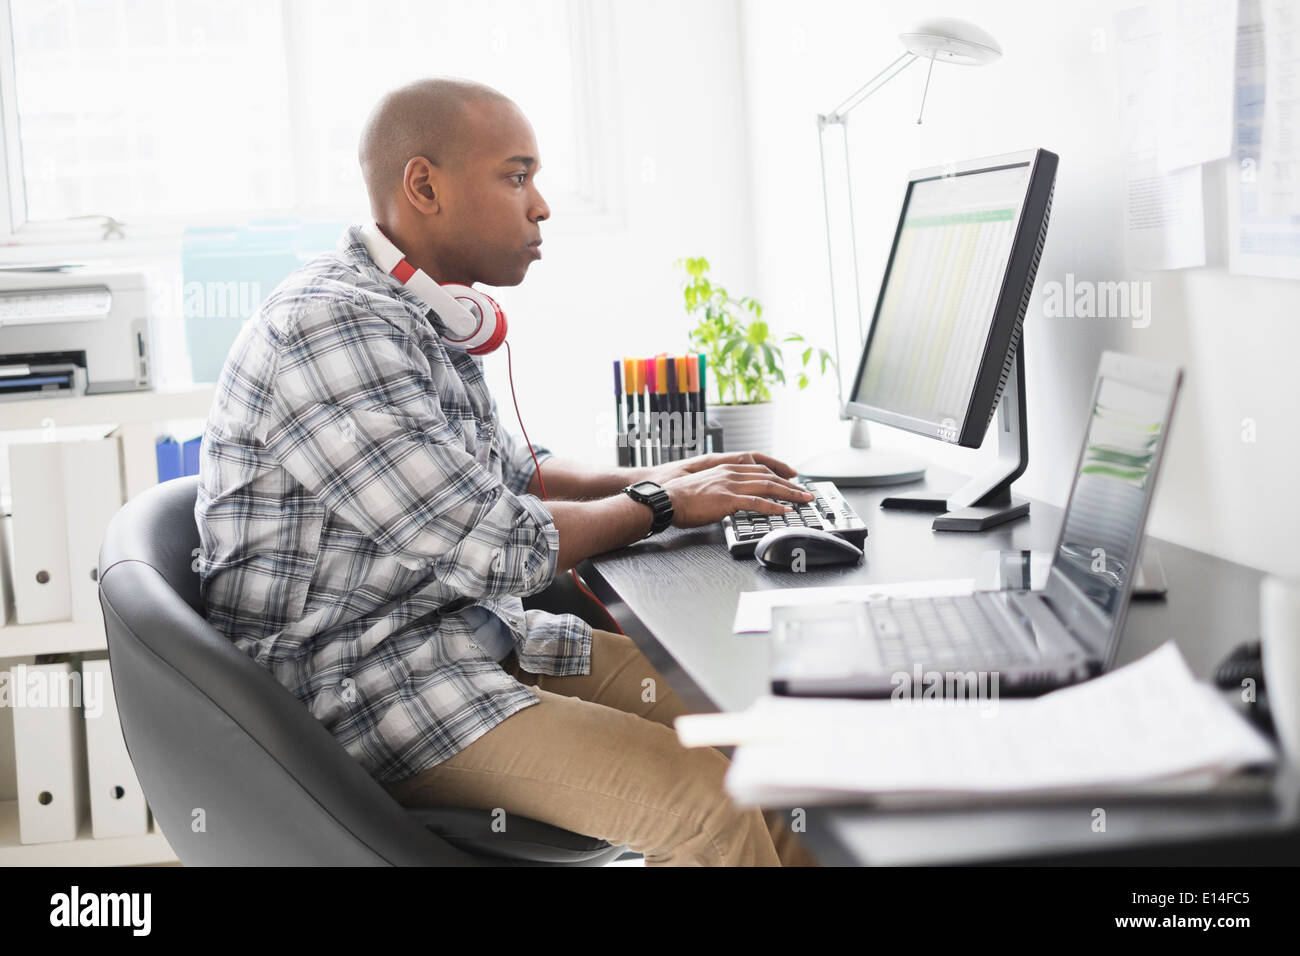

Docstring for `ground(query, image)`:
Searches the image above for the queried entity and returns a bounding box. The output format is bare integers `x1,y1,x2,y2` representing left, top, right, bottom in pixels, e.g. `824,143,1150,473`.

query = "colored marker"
622,356,638,466
698,353,709,454
626,356,639,469
646,357,661,466
666,356,681,461
686,353,701,457
655,355,669,464
681,358,691,463
634,359,650,470
675,355,689,459
613,359,627,466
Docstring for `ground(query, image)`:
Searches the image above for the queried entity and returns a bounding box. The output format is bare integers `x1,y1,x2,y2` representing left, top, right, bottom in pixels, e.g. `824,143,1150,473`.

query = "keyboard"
722,478,868,558
866,593,1035,671
769,592,1059,698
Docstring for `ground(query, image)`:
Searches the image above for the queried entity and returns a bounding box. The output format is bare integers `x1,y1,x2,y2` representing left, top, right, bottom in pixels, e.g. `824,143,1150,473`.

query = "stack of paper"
675,643,1277,808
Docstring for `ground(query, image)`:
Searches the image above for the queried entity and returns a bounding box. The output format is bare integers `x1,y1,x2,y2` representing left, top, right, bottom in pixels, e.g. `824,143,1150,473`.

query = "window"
0,0,608,234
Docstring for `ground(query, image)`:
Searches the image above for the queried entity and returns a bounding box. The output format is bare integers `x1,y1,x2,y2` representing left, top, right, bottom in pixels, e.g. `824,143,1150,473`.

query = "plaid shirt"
196,223,592,783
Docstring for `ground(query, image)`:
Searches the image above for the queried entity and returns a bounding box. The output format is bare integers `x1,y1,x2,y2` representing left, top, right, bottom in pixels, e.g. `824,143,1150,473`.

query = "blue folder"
156,438,183,483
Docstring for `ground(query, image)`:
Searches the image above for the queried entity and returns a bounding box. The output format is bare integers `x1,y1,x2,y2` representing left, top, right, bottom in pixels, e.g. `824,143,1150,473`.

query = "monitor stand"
797,418,927,487
972,544,1169,598
880,349,1029,532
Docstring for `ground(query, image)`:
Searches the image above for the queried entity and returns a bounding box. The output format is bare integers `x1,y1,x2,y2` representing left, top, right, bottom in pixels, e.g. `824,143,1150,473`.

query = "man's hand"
662,461,813,528
539,450,811,572
644,450,801,486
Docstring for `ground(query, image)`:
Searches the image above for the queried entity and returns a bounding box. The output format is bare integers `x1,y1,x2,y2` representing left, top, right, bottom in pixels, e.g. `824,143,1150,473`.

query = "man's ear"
403,156,442,214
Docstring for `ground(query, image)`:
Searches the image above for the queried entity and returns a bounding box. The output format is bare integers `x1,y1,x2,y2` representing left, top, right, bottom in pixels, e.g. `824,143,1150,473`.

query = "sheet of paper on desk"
732,578,974,634
675,643,1277,807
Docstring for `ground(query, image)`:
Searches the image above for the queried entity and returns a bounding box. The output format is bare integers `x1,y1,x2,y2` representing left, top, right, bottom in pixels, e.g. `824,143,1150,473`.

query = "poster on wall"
1228,0,1300,280
1119,3,1208,271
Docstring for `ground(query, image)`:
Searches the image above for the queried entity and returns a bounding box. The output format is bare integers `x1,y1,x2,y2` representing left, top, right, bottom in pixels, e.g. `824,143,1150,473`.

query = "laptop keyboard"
868,593,1034,671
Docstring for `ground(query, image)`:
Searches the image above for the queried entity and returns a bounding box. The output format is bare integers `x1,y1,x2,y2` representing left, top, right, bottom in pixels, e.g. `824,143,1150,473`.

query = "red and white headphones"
359,221,508,355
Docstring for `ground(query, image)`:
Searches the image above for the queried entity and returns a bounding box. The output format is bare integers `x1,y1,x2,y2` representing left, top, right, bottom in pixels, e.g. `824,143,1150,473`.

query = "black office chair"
97,476,627,866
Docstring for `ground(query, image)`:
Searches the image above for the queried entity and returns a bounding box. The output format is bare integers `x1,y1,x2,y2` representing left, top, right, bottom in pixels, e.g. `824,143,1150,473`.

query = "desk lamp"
801,17,1002,486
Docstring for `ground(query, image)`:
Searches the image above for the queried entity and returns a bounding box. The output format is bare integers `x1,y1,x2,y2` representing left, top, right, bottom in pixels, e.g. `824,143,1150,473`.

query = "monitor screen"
848,157,1041,443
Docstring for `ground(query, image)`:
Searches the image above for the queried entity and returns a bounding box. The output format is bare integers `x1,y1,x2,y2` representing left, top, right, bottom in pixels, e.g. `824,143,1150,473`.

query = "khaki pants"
380,628,817,866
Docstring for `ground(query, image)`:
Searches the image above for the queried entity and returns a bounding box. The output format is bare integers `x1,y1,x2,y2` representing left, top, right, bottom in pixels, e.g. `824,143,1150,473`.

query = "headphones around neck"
359,221,508,355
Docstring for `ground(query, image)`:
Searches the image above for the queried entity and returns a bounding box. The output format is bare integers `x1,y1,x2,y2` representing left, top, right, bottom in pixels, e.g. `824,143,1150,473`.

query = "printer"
0,269,153,399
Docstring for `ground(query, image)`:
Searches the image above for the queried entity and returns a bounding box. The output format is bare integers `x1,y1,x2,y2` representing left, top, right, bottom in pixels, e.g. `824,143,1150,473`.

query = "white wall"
0,1,759,479
5,1,1295,578
477,0,760,468
739,0,1300,576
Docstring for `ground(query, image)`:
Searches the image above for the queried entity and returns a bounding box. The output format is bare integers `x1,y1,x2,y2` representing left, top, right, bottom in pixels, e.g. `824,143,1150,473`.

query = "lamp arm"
827,51,917,120
816,122,847,414
817,51,919,416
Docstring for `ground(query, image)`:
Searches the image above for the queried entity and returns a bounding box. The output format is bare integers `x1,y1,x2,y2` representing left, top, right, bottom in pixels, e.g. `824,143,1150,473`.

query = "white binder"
81,659,150,838
9,441,71,623
0,514,15,628
10,662,89,844
61,436,125,624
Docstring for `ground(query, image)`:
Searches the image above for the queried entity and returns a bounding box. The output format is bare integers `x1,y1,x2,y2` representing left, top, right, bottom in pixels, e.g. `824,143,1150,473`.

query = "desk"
579,467,1300,865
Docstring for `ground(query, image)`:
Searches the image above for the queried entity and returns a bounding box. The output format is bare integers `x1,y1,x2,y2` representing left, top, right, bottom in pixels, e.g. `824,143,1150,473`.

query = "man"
197,77,816,866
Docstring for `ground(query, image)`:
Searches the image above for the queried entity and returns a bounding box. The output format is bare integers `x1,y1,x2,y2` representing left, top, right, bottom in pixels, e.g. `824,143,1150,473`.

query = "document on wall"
1153,0,1239,173
1228,0,1300,278
1118,4,1208,270
1259,0,1300,215
674,643,1278,808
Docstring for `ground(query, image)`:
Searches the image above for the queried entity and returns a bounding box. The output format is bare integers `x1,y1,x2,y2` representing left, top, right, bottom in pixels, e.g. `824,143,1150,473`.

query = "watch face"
630,481,660,495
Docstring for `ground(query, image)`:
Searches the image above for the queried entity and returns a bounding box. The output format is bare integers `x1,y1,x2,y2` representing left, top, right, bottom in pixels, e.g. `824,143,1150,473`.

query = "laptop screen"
1044,354,1181,667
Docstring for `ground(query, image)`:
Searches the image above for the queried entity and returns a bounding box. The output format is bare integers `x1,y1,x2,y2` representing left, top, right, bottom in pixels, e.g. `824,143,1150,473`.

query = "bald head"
357,77,516,213
355,77,549,288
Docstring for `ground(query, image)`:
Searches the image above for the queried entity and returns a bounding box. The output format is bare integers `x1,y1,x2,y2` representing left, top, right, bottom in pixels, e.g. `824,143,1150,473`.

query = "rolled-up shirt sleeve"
491,394,552,496
262,302,558,599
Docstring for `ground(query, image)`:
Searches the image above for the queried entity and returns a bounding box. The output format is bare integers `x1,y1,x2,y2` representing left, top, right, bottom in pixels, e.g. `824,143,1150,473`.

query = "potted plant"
677,256,834,456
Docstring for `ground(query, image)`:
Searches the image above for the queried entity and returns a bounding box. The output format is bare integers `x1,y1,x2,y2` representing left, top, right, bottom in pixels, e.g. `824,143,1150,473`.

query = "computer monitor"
806,147,1057,531
848,149,1054,444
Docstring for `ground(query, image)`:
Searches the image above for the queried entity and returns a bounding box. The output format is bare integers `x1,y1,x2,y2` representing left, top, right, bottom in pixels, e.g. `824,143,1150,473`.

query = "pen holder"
613,413,721,465
705,420,724,453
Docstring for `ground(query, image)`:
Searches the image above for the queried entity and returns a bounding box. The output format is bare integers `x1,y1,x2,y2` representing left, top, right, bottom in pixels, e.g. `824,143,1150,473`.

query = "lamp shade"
899,17,1001,65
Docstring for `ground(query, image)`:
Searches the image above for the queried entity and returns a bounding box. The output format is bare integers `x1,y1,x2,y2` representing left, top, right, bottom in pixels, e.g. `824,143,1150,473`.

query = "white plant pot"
708,401,777,457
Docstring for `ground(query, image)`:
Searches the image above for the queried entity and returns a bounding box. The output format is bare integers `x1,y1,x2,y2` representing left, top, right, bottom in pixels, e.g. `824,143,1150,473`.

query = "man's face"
432,100,549,287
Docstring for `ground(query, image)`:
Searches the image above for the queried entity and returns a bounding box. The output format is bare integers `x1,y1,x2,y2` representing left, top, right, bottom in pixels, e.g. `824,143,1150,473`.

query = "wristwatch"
622,480,674,537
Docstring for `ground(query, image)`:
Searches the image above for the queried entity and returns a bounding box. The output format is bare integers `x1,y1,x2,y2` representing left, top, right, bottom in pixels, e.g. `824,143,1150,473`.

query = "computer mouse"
754,526,864,570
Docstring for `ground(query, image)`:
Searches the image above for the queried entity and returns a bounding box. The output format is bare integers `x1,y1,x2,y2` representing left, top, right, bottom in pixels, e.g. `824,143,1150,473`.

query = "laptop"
769,351,1183,698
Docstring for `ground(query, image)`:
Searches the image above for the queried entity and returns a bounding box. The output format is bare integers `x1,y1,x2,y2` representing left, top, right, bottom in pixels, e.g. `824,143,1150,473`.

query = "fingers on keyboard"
740,495,793,515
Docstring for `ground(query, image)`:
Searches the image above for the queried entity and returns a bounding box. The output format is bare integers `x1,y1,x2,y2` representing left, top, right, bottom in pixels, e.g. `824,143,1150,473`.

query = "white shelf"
0,384,215,431
0,799,177,866
0,619,105,658
0,387,208,868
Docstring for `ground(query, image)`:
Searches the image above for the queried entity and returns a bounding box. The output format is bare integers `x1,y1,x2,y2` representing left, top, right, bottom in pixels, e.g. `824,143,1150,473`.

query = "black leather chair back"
98,477,481,865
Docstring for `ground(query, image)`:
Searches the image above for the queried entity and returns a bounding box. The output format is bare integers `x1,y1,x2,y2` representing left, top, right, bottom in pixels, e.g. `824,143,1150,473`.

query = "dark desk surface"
580,467,1300,865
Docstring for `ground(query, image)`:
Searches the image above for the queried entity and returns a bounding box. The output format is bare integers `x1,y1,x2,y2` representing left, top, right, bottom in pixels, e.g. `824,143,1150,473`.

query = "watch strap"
623,482,673,536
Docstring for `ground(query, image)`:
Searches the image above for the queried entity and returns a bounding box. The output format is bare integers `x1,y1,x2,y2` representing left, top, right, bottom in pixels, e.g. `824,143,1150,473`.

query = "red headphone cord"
503,339,626,636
